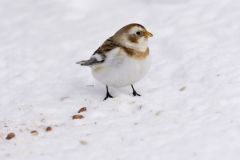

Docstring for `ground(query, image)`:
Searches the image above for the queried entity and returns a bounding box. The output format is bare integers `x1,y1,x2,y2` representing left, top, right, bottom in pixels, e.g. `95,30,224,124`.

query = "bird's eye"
136,31,141,36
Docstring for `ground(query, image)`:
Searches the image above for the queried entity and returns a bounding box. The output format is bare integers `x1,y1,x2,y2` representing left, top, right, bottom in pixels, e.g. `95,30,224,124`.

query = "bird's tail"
76,58,99,66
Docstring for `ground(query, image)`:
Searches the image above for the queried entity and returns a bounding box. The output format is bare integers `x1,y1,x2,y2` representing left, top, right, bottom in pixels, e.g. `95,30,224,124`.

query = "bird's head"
113,23,153,52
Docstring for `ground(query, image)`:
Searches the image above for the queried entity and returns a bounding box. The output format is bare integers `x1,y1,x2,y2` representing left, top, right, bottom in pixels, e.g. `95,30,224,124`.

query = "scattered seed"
80,140,87,145
78,107,87,113
155,110,163,116
45,126,52,132
30,130,38,136
72,115,84,120
179,86,186,92
60,96,69,101
6,133,15,140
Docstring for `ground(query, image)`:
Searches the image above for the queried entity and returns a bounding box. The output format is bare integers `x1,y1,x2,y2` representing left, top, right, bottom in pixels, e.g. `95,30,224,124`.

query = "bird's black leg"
131,84,141,96
104,85,113,100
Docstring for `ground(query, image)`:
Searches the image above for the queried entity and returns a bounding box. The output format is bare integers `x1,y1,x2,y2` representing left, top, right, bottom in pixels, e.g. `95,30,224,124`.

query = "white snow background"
1,0,240,159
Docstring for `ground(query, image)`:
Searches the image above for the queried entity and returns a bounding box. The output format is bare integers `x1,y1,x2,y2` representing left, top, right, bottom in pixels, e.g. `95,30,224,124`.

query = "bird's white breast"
91,48,151,87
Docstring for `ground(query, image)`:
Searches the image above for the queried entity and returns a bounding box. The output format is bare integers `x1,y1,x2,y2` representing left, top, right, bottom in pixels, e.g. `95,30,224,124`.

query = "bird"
76,23,153,100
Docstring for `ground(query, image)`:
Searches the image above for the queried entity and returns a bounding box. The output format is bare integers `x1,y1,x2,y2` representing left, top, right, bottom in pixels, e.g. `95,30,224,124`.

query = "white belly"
91,48,151,87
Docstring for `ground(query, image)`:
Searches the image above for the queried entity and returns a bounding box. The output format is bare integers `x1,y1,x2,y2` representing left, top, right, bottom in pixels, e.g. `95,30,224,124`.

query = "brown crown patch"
121,23,146,31
115,23,146,35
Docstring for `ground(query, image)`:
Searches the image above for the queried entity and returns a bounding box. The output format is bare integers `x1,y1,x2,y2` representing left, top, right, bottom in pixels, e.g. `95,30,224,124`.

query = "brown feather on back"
93,37,119,55
94,36,149,60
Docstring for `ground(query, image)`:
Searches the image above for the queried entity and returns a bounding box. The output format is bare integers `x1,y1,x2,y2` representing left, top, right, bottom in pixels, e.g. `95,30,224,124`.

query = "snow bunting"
76,23,153,100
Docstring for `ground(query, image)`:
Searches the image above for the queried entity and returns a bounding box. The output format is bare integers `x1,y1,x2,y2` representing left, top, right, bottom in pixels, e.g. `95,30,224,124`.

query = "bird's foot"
103,93,113,101
104,85,113,101
133,91,141,97
131,84,141,97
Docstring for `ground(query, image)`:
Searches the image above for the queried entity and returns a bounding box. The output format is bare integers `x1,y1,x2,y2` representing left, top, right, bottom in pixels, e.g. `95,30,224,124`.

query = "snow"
1,0,240,159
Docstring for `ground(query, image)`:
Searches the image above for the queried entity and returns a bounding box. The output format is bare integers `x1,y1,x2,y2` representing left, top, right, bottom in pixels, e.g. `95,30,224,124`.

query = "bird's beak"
144,30,153,38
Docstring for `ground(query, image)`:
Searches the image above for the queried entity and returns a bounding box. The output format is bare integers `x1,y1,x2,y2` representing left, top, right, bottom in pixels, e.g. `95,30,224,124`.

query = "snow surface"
1,0,240,159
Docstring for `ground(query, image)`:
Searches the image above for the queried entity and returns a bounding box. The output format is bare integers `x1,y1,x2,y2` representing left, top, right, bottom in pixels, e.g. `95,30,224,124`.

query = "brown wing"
76,37,119,66
93,36,119,55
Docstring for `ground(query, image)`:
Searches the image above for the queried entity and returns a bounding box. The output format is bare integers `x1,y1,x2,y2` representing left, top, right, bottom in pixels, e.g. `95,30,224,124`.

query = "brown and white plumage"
76,23,153,100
